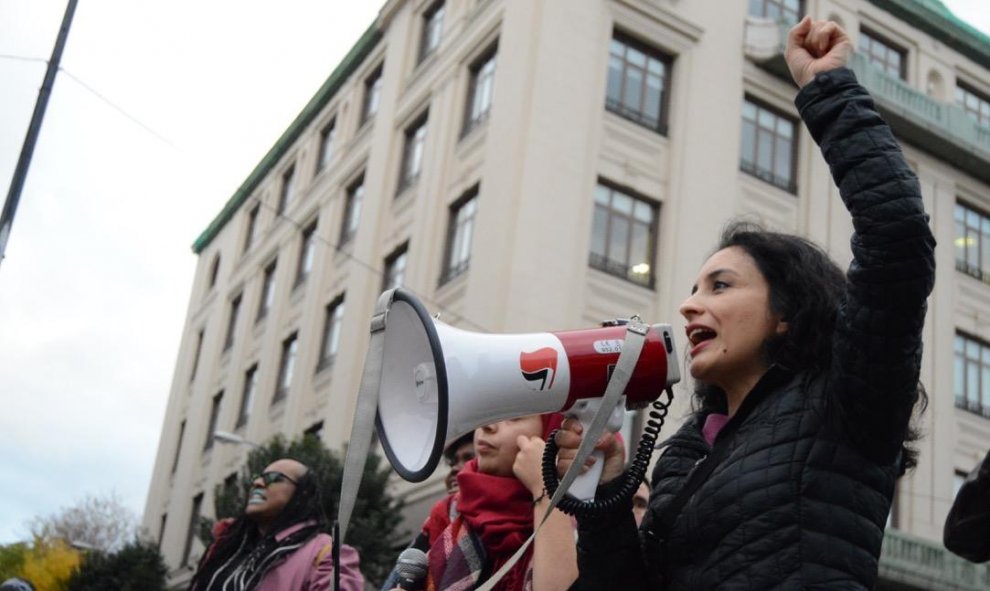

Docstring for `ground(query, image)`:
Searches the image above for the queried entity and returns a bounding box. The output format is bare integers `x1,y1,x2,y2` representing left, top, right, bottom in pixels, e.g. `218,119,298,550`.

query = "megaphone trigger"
564,398,626,501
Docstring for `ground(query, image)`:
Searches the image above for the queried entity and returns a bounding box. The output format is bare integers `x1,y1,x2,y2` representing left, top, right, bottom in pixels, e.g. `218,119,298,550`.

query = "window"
190,329,205,382
441,188,478,285
257,260,277,321
589,183,658,288
858,29,905,80
383,244,408,292
399,113,428,193
740,97,797,192
223,295,241,352
463,45,497,135
304,421,325,441
243,204,260,254
158,513,167,548
955,202,990,282
956,82,990,128
317,119,337,172
203,391,223,450
222,472,239,502
278,165,296,213
955,332,990,418
340,176,364,245
273,332,298,404
606,33,671,133
208,254,221,289
317,295,345,370
419,1,445,63
748,0,802,25
362,65,383,124
294,221,318,287
171,420,186,473
236,364,258,428
182,493,203,566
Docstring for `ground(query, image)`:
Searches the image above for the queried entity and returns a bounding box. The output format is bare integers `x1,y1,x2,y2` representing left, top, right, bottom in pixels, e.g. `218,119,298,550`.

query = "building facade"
143,1,990,588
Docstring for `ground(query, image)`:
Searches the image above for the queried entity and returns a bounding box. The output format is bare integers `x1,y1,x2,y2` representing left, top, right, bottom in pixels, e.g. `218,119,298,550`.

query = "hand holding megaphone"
553,403,628,497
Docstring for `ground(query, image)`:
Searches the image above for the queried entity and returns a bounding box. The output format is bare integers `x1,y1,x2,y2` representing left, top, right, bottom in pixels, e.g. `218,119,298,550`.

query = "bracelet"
532,491,547,506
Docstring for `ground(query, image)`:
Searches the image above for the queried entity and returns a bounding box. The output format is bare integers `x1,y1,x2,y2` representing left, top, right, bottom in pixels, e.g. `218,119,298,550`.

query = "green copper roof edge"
869,0,990,69
192,23,383,254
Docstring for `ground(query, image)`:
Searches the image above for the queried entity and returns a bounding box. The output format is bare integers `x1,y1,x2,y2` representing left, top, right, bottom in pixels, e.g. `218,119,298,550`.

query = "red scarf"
425,413,564,590
456,459,533,559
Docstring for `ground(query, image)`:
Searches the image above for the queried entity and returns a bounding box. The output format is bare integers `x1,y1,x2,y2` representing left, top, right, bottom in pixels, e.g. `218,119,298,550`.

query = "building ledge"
879,528,990,591
745,18,990,184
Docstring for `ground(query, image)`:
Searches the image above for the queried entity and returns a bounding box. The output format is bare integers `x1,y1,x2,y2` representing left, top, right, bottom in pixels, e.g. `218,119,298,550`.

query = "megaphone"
375,289,681,486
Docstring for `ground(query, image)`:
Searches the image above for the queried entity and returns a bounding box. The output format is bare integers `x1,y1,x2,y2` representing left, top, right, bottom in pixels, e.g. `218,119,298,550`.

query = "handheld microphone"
394,547,428,590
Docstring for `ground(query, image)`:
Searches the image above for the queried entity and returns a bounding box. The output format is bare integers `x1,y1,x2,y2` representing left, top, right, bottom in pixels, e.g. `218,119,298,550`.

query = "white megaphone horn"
374,289,680,497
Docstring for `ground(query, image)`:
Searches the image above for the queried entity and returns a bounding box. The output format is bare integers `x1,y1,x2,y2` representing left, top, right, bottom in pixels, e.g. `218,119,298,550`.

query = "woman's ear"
775,319,789,335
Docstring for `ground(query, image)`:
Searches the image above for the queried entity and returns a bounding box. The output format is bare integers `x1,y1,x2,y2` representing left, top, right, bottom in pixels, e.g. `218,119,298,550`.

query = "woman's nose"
679,293,702,319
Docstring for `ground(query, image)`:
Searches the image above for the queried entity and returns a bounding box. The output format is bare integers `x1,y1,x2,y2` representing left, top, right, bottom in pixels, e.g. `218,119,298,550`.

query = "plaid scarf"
426,461,534,591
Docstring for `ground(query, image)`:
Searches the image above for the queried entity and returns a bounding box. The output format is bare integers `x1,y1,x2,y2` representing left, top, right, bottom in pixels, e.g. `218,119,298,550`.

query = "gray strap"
337,288,396,544
476,320,650,591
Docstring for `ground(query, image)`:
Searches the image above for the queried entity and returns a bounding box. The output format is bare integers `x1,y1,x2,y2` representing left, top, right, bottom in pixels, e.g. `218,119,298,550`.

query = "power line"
58,68,178,149
252,193,492,333
0,53,48,65
1,53,178,150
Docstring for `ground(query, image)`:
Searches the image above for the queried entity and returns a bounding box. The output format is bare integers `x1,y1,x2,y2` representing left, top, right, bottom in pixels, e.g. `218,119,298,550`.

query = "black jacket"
573,68,935,590
944,449,990,563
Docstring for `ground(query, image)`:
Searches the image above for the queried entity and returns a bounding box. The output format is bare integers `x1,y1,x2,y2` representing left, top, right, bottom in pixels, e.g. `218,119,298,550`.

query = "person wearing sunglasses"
188,457,364,591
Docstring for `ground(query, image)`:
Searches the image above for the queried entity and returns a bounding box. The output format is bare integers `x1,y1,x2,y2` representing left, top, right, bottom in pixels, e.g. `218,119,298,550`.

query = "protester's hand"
513,435,547,498
785,16,853,88
552,418,626,485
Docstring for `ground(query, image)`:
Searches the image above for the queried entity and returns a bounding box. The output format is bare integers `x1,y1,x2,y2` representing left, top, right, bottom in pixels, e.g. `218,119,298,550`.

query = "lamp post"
212,430,260,448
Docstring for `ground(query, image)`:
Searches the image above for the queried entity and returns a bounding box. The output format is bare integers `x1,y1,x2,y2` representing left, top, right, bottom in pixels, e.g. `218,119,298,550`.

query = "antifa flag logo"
520,347,558,391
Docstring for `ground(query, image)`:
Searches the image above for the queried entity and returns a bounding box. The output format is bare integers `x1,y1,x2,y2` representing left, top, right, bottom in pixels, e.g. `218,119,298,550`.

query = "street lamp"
212,430,261,448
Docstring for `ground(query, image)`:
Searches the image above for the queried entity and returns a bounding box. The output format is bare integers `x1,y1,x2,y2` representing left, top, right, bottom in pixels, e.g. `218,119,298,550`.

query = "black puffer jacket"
573,68,935,590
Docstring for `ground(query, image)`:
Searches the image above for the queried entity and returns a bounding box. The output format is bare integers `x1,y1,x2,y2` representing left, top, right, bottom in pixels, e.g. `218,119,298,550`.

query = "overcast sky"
1,0,989,545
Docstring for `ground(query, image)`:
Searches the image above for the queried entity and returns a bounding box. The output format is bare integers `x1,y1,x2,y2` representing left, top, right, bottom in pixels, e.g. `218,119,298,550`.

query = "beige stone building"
143,0,990,587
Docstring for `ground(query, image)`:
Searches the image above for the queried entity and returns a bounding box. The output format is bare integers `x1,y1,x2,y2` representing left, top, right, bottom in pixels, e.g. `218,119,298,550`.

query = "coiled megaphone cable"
542,386,674,518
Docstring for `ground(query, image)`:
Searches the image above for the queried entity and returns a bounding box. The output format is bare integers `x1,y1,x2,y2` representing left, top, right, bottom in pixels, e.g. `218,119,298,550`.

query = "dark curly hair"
188,459,327,590
693,221,925,470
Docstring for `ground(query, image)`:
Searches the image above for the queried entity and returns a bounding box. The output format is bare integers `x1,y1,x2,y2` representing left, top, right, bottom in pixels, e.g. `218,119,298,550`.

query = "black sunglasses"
253,470,298,486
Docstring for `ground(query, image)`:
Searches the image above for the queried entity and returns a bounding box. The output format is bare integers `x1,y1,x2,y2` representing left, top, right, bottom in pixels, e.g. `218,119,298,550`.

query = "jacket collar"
273,519,319,542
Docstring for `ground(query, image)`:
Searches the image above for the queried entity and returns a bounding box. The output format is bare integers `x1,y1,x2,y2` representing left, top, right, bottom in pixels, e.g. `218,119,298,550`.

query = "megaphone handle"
566,399,625,501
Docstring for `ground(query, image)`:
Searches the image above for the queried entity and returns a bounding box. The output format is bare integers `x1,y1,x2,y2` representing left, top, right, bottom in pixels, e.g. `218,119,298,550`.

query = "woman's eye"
713,280,729,291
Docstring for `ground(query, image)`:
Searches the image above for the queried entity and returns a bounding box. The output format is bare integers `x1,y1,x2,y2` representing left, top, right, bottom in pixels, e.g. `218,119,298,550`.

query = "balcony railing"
743,17,990,182
880,528,990,591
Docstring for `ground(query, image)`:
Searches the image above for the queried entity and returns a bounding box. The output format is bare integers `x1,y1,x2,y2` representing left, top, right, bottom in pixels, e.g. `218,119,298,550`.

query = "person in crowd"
554,16,934,590
188,457,364,591
944,448,990,562
391,414,577,591
444,432,476,494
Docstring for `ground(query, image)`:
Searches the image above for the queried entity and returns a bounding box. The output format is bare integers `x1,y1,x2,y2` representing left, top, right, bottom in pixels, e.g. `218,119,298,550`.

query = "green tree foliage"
0,542,29,579
66,539,167,591
204,434,406,586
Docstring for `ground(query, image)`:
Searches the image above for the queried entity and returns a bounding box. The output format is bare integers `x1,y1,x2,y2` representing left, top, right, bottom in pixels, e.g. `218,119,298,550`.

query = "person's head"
0,578,35,591
244,458,322,536
632,480,650,527
473,413,563,477
443,432,476,492
680,221,845,408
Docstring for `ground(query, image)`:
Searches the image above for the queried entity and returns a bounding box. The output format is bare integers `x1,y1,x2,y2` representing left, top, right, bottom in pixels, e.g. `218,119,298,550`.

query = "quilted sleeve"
795,68,936,465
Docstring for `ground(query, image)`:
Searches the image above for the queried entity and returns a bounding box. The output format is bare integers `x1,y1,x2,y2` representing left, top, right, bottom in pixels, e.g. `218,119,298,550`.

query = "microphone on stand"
393,548,428,590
